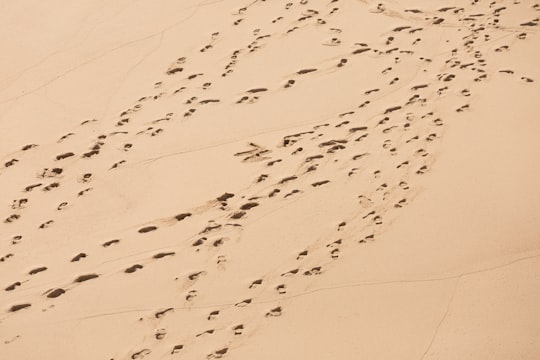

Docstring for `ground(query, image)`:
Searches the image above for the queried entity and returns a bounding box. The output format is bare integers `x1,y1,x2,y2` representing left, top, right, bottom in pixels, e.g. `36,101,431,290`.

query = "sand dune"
1,0,539,359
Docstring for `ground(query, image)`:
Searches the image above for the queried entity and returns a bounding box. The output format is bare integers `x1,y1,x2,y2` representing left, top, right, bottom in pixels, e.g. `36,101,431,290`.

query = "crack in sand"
419,278,460,360
0,0,224,106
64,252,540,322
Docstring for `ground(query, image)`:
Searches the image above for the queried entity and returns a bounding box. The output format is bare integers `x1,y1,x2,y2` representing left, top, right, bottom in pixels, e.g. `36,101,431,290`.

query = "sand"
1,0,539,359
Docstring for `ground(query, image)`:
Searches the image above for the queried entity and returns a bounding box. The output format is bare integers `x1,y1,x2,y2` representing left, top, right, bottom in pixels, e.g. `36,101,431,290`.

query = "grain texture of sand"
1,1,539,359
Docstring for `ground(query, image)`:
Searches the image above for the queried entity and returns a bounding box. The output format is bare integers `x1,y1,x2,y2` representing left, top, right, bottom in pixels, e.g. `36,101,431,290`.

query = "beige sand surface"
1,1,539,359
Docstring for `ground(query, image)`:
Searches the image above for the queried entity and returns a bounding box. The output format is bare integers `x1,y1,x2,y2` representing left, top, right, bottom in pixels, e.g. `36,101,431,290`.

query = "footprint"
433,118,444,126
82,150,99,158
21,144,38,151
279,175,297,184
192,237,207,247
188,271,207,281
4,158,19,168
186,290,198,301
175,212,192,221
324,38,342,46
286,26,299,34
276,284,287,294
456,104,469,112
265,306,282,317
399,181,410,190
125,264,143,274
217,256,227,265
394,198,408,208
4,214,21,223
233,324,244,335
155,329,166,340
110,160,126,169
77,187,92,197
5,282,22,291
249,279,263,289
171,345,184,354
208,348,228,359
80,173,92,183
9,304,31,312
153,252,175,259
103,239,120,247
29,267,47,275
269,189,281,197
45,288,66,298
131,349,151,359
312,180,330,187
364,88,379,95
297,68,317,75
296,250,308,260
359,234,375,243
208,310,219,320
24,183,42,192
284,79,296,88
0,253,14,262
138,226,158,234
416,165,428,174
11,235,22,245
303,266,322,275
352,47,371,55
74,274,99,283
281,268,299,277
235,298,252,307
196,329,215,337
58,133,75,142
43,182,60,191
155,308,174,318
71,253,87,262
284,189,301,198
56,152,75,161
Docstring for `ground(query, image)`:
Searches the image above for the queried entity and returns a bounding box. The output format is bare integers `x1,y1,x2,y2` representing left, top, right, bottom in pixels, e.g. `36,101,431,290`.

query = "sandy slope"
1,1,539,359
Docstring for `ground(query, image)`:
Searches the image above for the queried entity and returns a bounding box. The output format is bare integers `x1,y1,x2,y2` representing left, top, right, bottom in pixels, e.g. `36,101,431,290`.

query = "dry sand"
1,1,539,359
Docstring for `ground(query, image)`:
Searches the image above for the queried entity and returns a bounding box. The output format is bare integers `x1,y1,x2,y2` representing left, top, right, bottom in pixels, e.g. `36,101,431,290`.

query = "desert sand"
1,0,539,359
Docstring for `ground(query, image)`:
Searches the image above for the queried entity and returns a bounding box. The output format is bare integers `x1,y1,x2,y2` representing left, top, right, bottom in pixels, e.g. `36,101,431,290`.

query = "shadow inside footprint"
125,264,143,274
102,239,120,247
235,298,252,307
74,274,99,283
56,152,75,161
265,306,282,317
71,253,87,262
207,310,219,320
175,213,192,221
297,68,317,75
131,349,151,359
240,202,259,210
46,288,66,298
210,348,228,359
153,252,175,259
5,282,21,291
249,279,263,288
171,345,184,354
155,308,174,318
233,324,244,335
29,267,47,275
9,303,31,312
138,226,158,234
